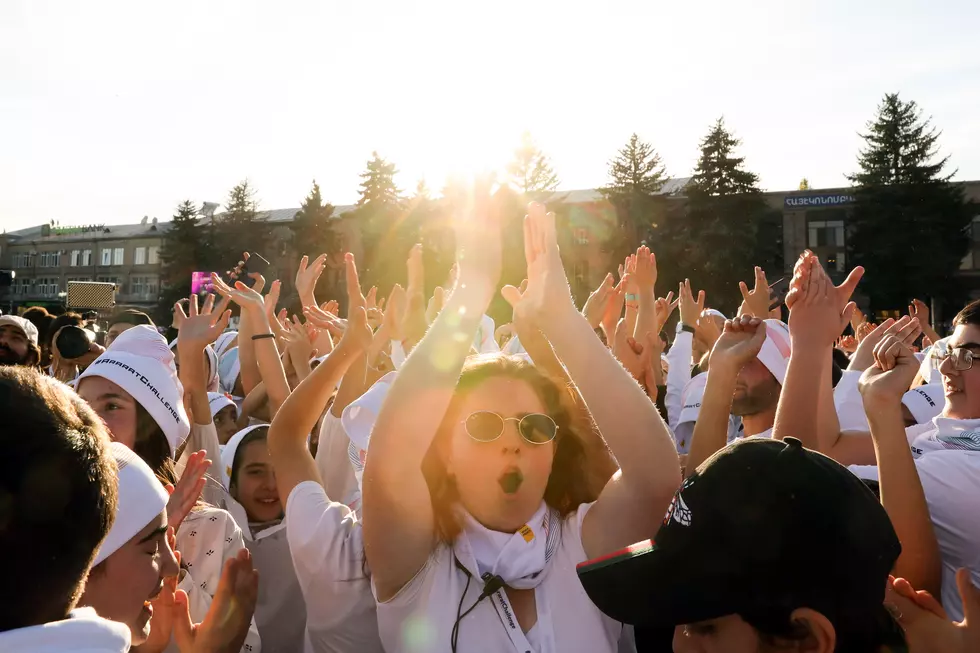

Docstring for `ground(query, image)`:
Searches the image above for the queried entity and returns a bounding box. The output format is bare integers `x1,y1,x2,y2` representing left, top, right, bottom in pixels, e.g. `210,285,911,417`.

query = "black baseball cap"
577,437,900,631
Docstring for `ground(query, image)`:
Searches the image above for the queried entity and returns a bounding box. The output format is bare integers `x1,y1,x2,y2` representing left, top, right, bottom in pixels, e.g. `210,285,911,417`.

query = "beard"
731,382,781,417
0,344,29,366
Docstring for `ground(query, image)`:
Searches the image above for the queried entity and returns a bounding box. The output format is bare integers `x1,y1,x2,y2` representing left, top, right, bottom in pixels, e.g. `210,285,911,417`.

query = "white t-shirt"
315,412,359,507
850,418,980,622
375,502,624,653
286,481,383,653
0,608,130,653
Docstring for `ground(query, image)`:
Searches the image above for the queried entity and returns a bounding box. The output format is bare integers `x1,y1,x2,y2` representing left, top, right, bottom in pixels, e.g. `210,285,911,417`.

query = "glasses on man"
930,346,976,372
462,411,559,444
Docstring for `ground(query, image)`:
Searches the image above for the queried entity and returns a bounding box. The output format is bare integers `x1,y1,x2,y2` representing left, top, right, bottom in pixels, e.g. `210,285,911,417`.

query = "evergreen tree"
352,152,406,289
676,118,774,312
289,179,338,304
215,179,274,274
846,93,974,315
600,133,668,259
506,132,560,197
157,200,205,323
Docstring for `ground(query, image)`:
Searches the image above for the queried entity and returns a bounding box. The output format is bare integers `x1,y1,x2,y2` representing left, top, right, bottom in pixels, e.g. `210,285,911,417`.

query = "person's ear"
788,608,835,653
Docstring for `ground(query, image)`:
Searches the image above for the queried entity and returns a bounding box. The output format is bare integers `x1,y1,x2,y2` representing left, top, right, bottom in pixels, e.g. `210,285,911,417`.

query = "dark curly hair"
421,354,604,543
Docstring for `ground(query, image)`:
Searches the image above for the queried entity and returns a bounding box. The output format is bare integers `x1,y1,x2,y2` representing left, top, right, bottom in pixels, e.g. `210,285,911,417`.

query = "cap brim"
577,539,740,629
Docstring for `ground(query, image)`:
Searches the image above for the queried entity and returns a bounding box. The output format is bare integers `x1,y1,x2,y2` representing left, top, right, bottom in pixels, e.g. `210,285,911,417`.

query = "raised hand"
295,253,328,308
654,292,679,333
849,318,896,371
836,334,858,354
632,246,657,292
281,317,318,364
856,320,877,342
786,253,864,347
612,319,651,381
175,299,231,351
211,273,265,315
600,276,627,342
425,287,446,326
384,284,406,342
708,315,768,375
885,570,980,653
678,279,705,330
738,266,771,318
509,202,575,325
173,548,259,653
166,450,211,533
583,273,616,330
859,317,922,403
304,303,346,338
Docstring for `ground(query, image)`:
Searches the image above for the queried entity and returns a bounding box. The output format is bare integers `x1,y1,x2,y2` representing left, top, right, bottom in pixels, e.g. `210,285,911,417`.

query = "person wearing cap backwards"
775,252,980,623
0,366,128,652
0,314,42,367
578,437,908,653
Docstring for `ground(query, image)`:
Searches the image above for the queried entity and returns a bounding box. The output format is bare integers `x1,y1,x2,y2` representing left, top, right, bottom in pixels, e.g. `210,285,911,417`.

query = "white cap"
218,347,241,395
171,338,219,393
757,320,792,385
341,371,398,453
0,315,39,346
208,392,240,420
221,425,268,489
677,373,708,425
78,326,190,456
93,443,169,566
214,331,238,358
902,384,944,425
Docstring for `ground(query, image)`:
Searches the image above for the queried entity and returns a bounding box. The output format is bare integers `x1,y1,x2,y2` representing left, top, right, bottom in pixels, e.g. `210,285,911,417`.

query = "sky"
3,0,979,231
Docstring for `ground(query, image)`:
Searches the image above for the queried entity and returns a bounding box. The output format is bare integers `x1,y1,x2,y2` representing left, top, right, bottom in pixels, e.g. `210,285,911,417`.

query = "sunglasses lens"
519,414,558,444
465,412,503,442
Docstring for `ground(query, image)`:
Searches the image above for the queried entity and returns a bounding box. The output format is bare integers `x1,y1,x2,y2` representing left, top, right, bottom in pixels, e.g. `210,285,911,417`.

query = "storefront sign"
784,194,856,209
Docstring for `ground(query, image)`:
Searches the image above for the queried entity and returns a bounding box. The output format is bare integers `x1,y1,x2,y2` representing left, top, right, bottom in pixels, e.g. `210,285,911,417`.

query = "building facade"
4,180,979,316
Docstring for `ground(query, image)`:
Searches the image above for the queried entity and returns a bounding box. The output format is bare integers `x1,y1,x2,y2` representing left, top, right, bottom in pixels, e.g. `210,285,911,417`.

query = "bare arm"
861,334,941,596
363,188,500,601
632,246,658,343
514,206,680,559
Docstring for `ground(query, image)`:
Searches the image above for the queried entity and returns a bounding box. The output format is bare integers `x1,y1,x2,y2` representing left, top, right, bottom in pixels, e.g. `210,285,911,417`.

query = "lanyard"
487,587,535,653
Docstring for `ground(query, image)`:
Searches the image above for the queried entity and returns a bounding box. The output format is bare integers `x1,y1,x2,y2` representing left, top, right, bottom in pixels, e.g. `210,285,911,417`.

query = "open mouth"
498,469,523,495
257,498,279,505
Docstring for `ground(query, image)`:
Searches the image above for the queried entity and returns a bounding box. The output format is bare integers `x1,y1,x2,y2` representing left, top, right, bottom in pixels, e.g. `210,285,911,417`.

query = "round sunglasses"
462,411,559,445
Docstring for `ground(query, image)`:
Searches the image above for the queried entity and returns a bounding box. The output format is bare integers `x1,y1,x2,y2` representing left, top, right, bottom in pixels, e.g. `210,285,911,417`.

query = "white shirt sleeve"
315,411,359,504
833,370,869,432
666,330,694,430
913,451,980,622
178,421,225,507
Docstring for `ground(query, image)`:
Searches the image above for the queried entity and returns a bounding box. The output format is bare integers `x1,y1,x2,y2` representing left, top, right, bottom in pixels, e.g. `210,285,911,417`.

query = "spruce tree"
157,200,204,322
600,133,668,259
679,118,774,312
352,152,405,289
507,132,560,197
216,179,274,274
289,180,337,305
847,93,974,315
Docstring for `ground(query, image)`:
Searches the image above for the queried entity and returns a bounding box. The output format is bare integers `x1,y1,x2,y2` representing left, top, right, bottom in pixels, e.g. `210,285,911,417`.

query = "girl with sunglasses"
363,191,682,653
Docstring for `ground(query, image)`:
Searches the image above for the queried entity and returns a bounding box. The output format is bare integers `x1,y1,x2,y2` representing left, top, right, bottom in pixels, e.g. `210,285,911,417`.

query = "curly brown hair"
421,354,607,543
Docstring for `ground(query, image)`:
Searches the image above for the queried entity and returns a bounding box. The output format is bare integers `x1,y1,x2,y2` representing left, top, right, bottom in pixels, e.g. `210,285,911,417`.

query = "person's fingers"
840,302,857,332
739,281,751,301
171,589,196,650
215,310,231,334
344,253,364,308
836,265,865,302
174,302,189,320
189,293,199,317
201,293,215,315
883,315,912,338
501,285,523,308
756,266,768,291
956,567,979,625
696,290,705,311
893,317,921,344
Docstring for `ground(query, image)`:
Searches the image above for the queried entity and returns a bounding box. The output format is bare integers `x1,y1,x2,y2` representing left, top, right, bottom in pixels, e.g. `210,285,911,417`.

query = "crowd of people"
2,187,979,653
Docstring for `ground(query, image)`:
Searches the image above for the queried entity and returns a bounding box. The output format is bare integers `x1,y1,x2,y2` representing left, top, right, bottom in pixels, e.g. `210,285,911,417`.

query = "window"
12,279,31,296
38,251,61,268
134,247,146,265
12,252,33,268
101,249,112,266
97,276,121,290
67,276,92,283
825,252,846,273
70,250,80,267
36,278,60,297
130,276,158,298
113,248,124,265
148,246,160,265
574,228,590,246
807,220,845,248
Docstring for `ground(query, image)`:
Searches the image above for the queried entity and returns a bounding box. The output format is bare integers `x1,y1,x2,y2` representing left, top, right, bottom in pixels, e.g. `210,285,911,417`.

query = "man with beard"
0,315,41,367
684,315,791,475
